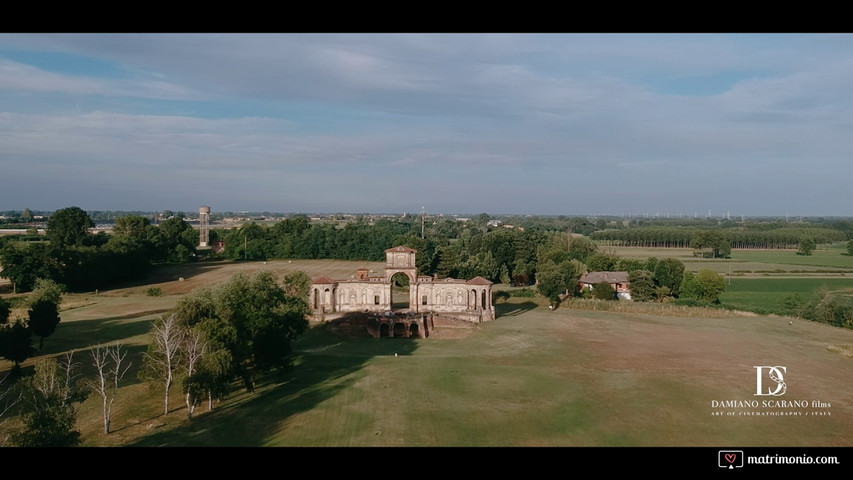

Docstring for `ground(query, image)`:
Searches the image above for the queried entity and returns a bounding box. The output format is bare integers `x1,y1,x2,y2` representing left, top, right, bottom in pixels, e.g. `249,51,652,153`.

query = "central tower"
384,245,417,283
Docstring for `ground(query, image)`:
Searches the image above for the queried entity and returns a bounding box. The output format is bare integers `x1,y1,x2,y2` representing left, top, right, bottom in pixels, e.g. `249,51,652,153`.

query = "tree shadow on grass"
1,342,150,395
0,312,161,383
127,322,420,447
495,302,539,318
102,261,231,291
42,314,164,356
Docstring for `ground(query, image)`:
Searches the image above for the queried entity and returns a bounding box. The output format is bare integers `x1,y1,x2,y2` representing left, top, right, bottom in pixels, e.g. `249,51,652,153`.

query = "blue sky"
1,33,851,216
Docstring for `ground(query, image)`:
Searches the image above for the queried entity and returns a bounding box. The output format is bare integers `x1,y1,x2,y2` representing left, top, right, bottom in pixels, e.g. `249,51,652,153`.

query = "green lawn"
120,301,853,447
719,278,853,314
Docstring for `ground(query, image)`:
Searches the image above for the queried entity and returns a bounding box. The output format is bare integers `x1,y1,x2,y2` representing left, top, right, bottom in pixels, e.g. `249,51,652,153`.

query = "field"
2,255,852,447
720,278,853,313
605,245,853,275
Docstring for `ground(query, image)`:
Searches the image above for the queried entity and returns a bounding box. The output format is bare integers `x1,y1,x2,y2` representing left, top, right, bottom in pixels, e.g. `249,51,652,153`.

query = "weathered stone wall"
311,246,495,322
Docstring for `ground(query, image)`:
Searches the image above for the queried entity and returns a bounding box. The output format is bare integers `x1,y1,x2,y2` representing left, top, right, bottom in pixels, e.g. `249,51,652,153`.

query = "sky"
1,33,852,217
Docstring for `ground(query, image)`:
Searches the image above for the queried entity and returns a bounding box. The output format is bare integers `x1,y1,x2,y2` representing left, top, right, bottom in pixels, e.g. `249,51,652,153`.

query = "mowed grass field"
2,257,852,447
133,303,853,447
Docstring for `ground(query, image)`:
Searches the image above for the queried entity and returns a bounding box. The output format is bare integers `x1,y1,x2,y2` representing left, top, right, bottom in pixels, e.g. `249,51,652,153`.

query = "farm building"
579,271,632,300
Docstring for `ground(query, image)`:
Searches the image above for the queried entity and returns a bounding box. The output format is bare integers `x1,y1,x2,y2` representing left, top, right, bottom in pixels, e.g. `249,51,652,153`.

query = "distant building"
211,241,225,254
579,271,632,300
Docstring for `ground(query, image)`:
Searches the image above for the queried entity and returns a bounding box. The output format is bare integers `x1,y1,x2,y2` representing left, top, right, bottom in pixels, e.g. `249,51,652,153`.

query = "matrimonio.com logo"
718,450,744,469
754,366,786,396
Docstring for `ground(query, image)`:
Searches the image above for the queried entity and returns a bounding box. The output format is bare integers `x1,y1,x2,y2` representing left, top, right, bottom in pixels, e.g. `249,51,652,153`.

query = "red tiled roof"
579,271,629,284
312,276,338,285
466,276,493,285
385,246,417,253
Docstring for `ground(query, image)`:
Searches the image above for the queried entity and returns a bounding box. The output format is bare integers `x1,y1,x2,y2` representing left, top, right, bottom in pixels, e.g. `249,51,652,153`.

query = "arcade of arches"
310,246,496,336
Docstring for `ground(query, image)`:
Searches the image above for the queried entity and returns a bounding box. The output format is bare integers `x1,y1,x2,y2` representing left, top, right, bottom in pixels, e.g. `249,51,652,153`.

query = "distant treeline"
219,216,545,285
5,207,853,295
0,209,198,292
590,226,848,249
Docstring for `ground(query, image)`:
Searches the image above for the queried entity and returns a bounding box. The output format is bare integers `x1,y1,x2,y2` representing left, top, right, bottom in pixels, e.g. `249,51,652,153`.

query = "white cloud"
2,34,853,214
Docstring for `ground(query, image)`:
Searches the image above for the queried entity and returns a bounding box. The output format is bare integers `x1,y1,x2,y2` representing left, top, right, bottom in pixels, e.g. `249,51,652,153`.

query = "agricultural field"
606,245,853,315
2,257,852,447
720,278,853,314
605,245,853,275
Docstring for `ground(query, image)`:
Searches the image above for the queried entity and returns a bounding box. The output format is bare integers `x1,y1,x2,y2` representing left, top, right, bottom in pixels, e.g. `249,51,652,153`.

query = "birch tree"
0,373,21,447
140,314,183,415
181,327,206,421
88,343,130,434
10,354,86,446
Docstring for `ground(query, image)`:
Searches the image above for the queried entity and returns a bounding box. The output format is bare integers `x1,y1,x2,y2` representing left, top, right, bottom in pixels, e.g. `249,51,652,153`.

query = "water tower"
198,205,211,247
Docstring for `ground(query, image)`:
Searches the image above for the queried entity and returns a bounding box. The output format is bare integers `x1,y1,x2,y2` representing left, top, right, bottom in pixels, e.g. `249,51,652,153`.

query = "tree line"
0,207,198,293
590,226,847,250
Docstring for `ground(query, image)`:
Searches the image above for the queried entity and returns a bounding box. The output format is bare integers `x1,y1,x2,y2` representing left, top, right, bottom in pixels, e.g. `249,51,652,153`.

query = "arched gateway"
310,246,495,325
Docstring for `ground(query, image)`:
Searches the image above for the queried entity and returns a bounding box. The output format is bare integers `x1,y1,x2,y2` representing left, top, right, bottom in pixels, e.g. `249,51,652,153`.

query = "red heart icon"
725,453,736,464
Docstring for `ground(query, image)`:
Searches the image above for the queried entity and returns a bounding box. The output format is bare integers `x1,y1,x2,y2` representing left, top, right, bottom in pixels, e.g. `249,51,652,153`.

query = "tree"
284,271,312,300
591,281,616,300
113,215,151,239
152,217,196,263
181,327,207,421
458,251,499,282
28,278,64,349
797,237,816,256
9,355,85,447
140,314,183,415
616,258,645,273
536,269,567,304
690,230,730,258
847,239,853,256
0,242,58,292
0,372,21,447
654,286,672,302
628,270,655,302
88,344,131,434
171,270,310,392
585,253,619,272
782,293,809,318
432,245,461,278
680,269,726,303
28,299,60,350
535,259,585,304
653,258,685,297
0,297,10,325
0,320,35,373
568,236,598,263
47,206,94,248
187,319,233,411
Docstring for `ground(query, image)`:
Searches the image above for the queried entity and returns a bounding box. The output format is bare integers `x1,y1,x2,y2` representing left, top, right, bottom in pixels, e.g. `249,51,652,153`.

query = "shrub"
146,287,163,297
591,282,616,300
510,288,537,298
493,291,511,303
